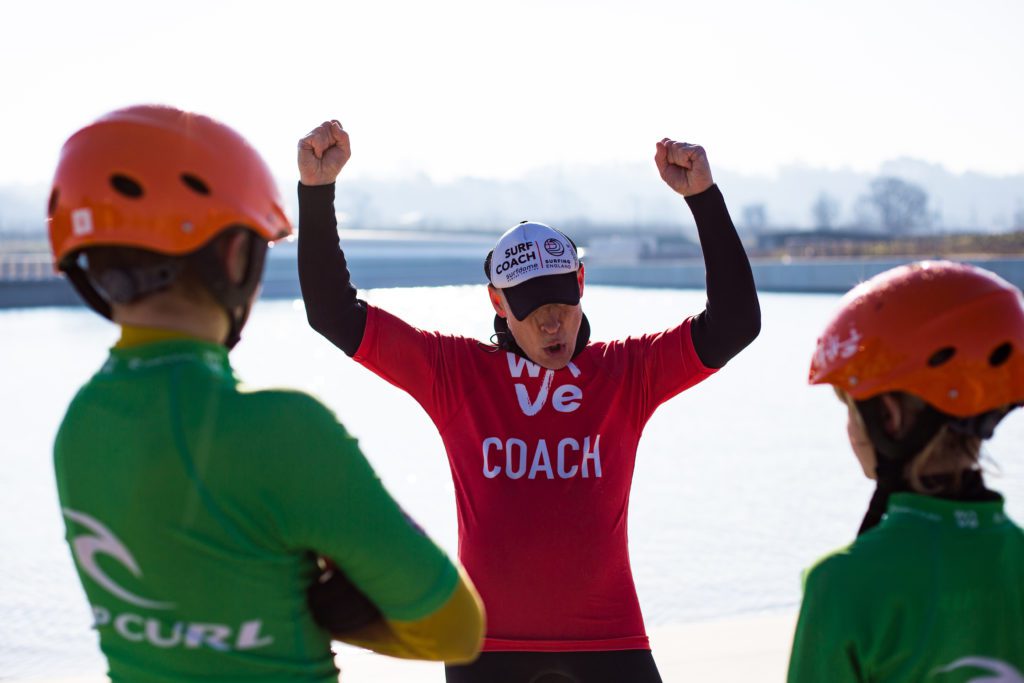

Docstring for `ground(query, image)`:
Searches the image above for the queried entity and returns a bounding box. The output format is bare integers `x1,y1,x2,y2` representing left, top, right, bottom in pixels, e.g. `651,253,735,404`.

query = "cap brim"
502,271,580,321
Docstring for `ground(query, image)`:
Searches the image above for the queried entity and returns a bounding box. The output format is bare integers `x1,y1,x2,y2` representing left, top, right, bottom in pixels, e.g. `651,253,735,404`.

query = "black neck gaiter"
491,313,591,364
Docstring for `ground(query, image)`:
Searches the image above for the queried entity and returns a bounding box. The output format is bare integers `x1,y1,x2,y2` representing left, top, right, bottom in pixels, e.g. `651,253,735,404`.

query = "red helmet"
809,260,1024,417
48,104,292,267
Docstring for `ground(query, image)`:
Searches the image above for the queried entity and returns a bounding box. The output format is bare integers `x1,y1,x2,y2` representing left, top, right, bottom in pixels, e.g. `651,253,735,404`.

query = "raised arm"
655,139,761,368
297,120,367,356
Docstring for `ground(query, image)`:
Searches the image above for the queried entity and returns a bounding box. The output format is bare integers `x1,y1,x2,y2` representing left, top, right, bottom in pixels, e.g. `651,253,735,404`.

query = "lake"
3,285,1022,678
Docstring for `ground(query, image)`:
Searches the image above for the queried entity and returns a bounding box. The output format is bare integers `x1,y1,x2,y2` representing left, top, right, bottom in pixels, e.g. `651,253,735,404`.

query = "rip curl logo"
64,508,275,651
63,508,175,610
933,657,1024,682
543,238,565,257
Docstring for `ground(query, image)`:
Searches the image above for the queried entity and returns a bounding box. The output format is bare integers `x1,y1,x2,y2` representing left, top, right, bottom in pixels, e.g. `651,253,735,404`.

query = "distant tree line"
853,177,932,234
741,176,939,235
754,229,1024,259
747,182,1024,258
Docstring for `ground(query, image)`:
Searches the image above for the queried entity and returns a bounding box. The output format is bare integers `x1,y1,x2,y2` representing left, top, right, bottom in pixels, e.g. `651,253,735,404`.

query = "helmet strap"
94,262,184,305
188,228,268,350
61,229,267,350
948,407,1018,440
63,253,183,319
63,258,114,320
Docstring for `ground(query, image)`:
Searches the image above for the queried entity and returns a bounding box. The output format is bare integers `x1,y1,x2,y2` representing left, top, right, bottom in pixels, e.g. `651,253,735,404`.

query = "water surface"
3,286,1022,678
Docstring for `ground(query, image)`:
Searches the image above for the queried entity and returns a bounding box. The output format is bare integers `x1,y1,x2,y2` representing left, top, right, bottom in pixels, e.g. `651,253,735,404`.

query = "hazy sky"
2,0,1022,186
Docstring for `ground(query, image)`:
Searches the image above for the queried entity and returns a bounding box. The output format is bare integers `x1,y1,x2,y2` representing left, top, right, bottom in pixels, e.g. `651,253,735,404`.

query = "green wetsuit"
788,492,1024,682
55,338,459,682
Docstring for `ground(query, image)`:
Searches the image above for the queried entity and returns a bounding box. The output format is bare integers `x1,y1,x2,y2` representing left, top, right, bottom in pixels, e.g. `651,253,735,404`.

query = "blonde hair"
905,424,981,494
835,388,982,494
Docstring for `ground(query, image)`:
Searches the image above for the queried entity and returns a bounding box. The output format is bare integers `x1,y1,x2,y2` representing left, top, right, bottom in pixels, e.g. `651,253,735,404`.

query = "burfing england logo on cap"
490,222,578,289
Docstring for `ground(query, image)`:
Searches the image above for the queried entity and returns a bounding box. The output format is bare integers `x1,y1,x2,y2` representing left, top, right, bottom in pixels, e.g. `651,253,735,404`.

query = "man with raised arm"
298,120,760,682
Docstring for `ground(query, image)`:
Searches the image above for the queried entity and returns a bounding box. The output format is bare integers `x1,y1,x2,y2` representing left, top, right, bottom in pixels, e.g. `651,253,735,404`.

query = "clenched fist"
298,120,351,186
655,139,714,197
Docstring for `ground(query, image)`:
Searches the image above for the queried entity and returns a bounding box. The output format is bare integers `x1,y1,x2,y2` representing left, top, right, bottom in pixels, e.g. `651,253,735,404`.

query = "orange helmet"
48,104,292,267
809,260,1024,417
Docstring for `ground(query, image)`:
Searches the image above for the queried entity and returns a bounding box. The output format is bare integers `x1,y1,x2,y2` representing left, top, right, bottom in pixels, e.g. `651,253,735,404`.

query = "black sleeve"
297,182,367,357
685,184,761,369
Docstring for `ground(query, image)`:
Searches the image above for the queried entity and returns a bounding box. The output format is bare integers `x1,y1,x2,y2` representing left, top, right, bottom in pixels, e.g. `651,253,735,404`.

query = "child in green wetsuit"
48,105,483,682
789,261,1024,682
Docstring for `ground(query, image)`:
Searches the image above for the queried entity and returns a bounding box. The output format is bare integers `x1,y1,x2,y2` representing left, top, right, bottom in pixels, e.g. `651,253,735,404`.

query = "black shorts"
444,649,663,683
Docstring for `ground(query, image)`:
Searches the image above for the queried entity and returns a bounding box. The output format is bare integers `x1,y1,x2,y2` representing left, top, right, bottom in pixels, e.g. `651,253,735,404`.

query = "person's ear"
222,231,251,285
879,394,905,437
577,263,585,298
488,285,507,318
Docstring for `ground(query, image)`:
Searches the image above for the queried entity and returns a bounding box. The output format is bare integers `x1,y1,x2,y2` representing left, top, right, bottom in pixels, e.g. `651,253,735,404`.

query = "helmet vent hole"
927,347,956,368
110,174,144,198
989,343,1013,367
47,189,59,217
181,173,210,196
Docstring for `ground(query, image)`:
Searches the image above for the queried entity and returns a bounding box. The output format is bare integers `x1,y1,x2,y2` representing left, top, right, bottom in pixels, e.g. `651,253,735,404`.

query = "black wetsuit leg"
445,650,663,683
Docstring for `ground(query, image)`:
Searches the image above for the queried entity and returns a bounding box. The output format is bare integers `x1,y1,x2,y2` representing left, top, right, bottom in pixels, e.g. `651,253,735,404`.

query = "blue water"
3,286,1023,678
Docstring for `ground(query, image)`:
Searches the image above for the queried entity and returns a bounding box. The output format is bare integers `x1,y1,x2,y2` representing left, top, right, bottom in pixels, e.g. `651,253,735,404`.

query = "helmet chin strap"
64,256,185,322
189,230,268,350
64,228,268,350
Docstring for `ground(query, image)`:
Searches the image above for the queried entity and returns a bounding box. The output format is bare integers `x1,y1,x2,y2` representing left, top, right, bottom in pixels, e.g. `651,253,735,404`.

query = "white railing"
0,253,58,281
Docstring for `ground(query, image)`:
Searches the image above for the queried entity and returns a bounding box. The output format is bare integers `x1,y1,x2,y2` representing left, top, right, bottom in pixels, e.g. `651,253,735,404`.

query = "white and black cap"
486,221,581,321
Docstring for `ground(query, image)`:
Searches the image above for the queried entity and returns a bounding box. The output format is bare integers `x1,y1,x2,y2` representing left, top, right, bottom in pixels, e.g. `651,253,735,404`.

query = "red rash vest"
354,306,715,651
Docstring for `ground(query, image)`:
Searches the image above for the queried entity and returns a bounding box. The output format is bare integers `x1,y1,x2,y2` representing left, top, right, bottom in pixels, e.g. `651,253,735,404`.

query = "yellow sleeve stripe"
334,566,484,664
